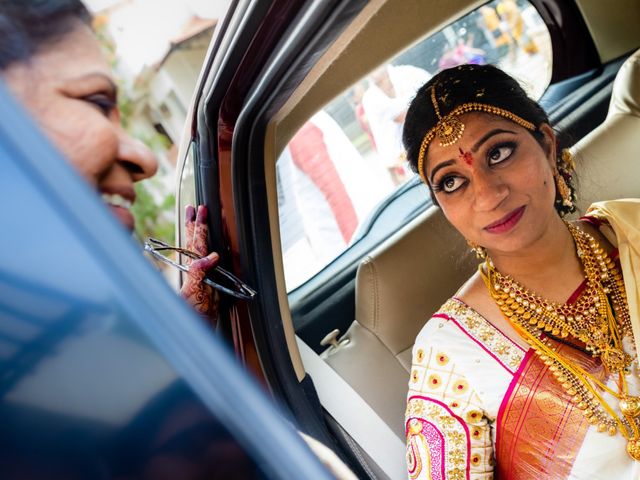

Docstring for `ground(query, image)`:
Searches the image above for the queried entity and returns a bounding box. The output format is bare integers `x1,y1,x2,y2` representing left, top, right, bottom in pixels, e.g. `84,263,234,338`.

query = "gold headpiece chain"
416,85,537,184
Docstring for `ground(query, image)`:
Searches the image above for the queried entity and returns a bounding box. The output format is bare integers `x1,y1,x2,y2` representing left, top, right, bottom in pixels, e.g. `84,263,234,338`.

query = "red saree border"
495,343,596,479
495,349,534,458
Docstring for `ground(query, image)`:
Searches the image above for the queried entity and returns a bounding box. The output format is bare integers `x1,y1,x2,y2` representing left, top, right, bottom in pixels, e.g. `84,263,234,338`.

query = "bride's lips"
484,206,526,234
101,188,136,231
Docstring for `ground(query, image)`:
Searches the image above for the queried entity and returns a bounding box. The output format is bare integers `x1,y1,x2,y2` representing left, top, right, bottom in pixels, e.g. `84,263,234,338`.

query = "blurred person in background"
496,0,539,55
361,64,431,185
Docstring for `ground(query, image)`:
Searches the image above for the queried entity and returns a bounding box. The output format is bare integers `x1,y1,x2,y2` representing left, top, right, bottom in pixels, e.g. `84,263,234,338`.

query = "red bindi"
459,147,473,166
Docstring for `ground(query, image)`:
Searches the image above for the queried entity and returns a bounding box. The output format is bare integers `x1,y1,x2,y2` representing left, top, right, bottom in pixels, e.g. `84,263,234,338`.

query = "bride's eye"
487,142,516,165
435,175,466,193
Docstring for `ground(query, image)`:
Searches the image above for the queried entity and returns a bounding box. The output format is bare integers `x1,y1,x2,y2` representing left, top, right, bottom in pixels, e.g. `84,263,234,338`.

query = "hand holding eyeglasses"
180,205,220,321
144,205,257,325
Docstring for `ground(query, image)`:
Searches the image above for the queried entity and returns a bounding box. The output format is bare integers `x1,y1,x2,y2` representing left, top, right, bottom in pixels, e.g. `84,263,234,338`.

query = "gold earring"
554,170,573,208
561,149,576,170
466,240,486,260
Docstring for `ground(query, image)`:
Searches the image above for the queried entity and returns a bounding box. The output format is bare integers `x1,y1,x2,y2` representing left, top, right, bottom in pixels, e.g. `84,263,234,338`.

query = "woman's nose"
472,171,508,211
117,130,158,182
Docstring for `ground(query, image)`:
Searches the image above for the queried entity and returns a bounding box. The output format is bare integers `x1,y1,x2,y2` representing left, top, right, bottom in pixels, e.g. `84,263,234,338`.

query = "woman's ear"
538,123,557,168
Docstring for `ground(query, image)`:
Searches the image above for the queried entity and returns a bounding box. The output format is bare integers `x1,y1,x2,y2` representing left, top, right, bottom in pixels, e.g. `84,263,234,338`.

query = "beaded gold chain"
480,221,640,460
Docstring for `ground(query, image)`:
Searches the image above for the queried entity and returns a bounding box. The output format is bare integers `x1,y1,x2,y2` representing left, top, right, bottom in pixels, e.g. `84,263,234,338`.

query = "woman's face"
3,22,158,231
425,112,558,256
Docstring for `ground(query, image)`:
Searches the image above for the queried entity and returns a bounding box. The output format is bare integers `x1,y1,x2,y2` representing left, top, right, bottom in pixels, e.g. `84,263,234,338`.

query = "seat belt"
296,337,406,479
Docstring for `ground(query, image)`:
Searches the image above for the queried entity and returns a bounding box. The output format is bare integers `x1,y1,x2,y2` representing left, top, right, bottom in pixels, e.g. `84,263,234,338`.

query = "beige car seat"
572,48,640,209
320,47,640,442
323,207,476,439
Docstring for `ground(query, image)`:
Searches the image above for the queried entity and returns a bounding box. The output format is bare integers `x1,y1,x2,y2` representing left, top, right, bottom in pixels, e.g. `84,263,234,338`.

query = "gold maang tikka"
431,86,465,147
416,84,536,184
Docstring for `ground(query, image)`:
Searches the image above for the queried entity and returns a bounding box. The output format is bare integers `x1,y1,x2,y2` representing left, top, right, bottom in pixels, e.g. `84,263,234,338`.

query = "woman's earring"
467,240,486,260
554,149,576,217
561,148,576,170
554,170,573,208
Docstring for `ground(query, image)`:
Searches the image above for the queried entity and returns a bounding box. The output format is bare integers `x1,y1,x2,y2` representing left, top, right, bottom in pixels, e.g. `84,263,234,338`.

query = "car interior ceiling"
253,0,640,476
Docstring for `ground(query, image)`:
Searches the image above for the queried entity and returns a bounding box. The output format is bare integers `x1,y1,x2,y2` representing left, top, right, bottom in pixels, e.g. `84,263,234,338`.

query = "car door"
176,0,375,476
0,80,334,479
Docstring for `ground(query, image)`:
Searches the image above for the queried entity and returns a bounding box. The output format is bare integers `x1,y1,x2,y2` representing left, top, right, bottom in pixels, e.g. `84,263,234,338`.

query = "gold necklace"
480,222,640,460
488,222,633,372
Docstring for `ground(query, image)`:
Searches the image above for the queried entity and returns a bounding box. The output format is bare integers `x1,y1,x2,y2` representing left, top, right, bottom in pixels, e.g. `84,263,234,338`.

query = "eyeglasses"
144,238,257,301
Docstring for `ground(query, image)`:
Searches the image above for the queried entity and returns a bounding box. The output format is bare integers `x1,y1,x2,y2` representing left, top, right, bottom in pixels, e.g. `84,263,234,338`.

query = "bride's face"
3,22,158,231
425,112,558,256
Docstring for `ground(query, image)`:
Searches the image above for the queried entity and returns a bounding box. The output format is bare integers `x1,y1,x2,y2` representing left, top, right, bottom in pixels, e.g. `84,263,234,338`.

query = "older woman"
402,64,640,478
0,0,218,316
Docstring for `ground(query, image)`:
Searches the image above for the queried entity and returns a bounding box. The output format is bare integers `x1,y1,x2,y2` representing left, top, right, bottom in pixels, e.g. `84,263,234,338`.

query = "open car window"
277,0,552,291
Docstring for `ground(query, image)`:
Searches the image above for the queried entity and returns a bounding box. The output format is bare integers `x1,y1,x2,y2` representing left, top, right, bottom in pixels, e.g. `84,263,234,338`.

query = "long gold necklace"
480,221,640,461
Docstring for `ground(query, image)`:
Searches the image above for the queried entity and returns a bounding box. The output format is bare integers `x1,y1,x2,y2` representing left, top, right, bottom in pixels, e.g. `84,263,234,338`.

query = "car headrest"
571,48,640,212
608,48,640,118
354,206,475,356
